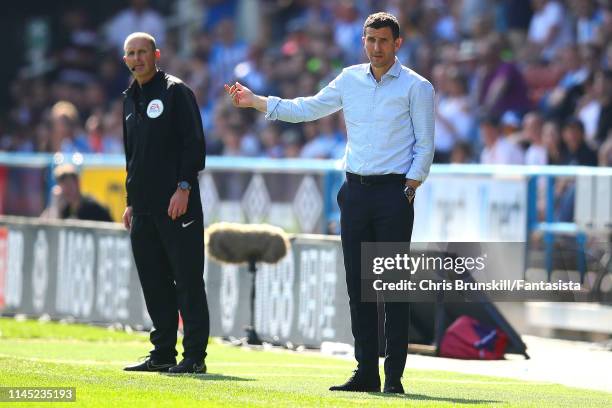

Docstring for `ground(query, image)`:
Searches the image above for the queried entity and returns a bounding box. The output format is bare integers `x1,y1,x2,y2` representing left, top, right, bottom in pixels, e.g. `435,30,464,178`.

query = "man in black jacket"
121,32,209,374
41,164,113,222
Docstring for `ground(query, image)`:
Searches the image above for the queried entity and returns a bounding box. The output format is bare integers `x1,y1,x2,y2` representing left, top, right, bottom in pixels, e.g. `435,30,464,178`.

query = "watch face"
404,186,415,200
179,181,191,190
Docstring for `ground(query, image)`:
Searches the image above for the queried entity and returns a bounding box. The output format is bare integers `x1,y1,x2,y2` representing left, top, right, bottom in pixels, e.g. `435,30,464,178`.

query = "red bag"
439,315,508,360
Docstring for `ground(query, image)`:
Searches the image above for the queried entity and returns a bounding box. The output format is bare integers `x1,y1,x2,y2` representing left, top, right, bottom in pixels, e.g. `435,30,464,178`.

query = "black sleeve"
78,198,114,222
122,99,131,207
91,204,114,222
99,206,114,222
173,83,206,184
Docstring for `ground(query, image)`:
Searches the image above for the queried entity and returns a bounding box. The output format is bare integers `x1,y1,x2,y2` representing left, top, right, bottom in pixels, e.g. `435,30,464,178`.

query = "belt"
346,172,406,185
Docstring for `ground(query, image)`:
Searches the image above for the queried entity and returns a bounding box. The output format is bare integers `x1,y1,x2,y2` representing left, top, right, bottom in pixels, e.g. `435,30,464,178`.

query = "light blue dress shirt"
265,57,435,182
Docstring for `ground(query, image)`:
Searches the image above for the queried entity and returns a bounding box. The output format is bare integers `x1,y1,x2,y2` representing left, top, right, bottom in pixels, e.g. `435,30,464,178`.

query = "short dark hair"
480,115,500,128
363,12,400,40
564,117,585,134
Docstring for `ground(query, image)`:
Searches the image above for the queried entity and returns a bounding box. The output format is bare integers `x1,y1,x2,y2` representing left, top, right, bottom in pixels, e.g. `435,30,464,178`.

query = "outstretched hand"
224,82,254,108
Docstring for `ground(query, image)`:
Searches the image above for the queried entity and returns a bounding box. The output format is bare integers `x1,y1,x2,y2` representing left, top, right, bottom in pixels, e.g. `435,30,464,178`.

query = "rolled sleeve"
265,96,282,120
264,72,344,123
406,80,435,182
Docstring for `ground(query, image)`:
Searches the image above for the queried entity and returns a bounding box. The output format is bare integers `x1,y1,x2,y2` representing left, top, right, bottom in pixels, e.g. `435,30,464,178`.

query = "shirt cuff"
405,170,426,183
265,96,281,120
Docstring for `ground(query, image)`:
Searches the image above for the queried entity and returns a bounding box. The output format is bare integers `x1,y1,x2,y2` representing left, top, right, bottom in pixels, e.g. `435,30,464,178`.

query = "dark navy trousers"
337,175,414,380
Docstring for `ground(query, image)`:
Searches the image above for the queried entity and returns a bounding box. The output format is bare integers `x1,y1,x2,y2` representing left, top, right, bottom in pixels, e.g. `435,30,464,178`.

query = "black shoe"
329,371,381,392
168,358,206,374
383,380,405,394
123,356,176,372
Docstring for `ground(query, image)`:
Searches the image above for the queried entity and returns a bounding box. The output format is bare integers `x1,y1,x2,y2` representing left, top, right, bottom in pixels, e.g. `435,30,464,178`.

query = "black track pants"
130,208,209,362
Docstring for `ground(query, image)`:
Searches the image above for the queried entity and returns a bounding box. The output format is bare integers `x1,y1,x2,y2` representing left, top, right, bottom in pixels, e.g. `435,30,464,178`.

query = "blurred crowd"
2,0,612,168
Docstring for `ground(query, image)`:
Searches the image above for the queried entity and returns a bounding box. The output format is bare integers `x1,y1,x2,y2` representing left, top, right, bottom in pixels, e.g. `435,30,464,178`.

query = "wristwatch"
177,181,191,191
403,185,416,203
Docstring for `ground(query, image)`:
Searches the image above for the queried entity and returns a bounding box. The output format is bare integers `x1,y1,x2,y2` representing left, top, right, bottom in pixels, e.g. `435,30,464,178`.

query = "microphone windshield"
205,223,290,265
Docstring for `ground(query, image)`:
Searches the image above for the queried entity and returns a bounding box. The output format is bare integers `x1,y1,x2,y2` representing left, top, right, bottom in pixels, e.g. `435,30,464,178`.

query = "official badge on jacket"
147,99,164,118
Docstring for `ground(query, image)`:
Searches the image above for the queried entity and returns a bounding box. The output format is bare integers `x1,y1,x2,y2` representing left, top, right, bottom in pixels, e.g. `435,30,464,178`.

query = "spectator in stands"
474,36,530,118
597,6,612,47
541,119,564,164
605,42,612,69
501,111,522,138
98,54,130,99
575,72,600,147
333,1,364,65
522,112,548,165
281,128,303,158
300,115,342,159
53,8,99,85
434,67,473,163
261,125,292,158
84,101,124,154
101,100,126,154
105,0,166,55
544,44,589,120
202,0,238,32
480,116,525,164
220,126,244,156
450,141,473,164
598,130,612,166
4,0,612,168
457,0,491,38
84,114,104,153
209,19,249,98
593,69,612,146
49,101,91,153
0,124,35,152
572,0,604,45
560,117,598,165
41,164,113,222
527,0,571,61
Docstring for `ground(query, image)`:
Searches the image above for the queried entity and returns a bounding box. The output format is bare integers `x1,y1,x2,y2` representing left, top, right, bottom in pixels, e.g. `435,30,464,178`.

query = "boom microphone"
205,222,289,265
131,66,136,71
205,222,291,345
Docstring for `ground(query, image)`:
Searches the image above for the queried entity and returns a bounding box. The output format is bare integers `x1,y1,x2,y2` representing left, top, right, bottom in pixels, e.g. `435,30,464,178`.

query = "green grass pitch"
0,317,610,407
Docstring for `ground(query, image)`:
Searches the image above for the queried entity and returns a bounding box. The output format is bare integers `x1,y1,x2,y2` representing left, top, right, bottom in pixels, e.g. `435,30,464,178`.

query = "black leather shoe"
383,381,405,394
329,371,381,392
124,356,176,372
168,358,206,374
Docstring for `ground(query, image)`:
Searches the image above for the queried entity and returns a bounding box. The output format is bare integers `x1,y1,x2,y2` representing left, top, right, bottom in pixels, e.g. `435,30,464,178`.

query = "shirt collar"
365,57,402,79
124,70,164,96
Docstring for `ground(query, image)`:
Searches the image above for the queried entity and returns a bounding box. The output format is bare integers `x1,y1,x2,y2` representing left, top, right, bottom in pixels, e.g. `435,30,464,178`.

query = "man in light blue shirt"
225,11,434,394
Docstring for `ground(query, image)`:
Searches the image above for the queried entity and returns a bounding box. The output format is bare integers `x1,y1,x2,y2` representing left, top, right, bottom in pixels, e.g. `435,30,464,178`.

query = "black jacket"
122,71,206,214
60,195,113,222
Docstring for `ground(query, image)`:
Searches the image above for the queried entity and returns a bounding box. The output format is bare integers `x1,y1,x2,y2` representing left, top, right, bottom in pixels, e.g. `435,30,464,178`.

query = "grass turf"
0,317,610,407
